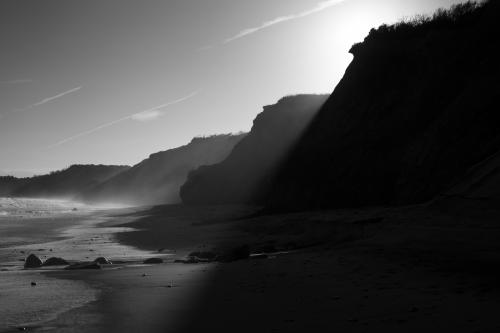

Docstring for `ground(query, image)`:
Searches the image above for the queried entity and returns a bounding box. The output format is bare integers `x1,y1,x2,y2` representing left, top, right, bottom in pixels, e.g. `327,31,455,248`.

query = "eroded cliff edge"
180,95,329,204
268,1,500,210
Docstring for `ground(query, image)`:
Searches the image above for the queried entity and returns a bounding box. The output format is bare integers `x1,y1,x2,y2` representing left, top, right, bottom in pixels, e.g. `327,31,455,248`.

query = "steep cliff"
83,134,245,205
180,95,328,204
268,1,500,210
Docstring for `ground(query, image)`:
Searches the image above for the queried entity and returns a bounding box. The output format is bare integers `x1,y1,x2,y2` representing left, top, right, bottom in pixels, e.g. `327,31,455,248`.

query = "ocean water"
0,198,155,332
0,197,85,217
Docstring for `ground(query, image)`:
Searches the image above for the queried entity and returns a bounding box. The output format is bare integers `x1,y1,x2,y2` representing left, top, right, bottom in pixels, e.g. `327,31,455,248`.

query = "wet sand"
33,204,500,332
0,203,155,333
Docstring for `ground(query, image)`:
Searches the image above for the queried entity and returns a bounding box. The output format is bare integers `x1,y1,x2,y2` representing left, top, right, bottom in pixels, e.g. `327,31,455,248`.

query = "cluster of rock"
23,245,271,271
23,254,113,270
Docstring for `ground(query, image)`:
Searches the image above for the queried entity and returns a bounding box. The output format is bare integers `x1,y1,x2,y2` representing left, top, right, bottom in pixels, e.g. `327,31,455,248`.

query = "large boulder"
217,245,250,263
24,254,43,268
174,257,200,264
42,257,69,266
143,258,163,264
188,251,218,261
93,257,112,265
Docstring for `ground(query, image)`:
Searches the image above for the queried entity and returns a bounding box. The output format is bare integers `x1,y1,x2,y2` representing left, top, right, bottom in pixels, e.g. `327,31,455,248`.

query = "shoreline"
0,205,156,332
19,203,500,332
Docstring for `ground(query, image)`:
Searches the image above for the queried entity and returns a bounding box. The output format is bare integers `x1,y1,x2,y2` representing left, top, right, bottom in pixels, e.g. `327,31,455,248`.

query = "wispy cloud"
47,91,199,149
130,109,162,122
130,91,199,122
217,0,346,46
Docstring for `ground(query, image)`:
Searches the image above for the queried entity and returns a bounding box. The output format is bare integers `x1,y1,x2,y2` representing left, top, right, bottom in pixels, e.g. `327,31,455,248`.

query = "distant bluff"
268,1,500,210
0,164,129,199
82,134,245,205
180,94,329,204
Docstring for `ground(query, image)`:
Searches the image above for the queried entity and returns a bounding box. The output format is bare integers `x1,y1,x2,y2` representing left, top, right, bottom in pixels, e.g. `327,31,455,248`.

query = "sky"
0,0,466,177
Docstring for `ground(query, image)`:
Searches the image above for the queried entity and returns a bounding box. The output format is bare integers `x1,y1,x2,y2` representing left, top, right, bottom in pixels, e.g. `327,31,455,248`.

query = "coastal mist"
1,1,499,332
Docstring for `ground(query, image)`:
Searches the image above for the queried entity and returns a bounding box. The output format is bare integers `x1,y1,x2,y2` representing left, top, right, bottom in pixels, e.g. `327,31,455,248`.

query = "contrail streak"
32,86,82,107
6,86,82,114
47,91,199,149
225,0,346,44
0,79,34,85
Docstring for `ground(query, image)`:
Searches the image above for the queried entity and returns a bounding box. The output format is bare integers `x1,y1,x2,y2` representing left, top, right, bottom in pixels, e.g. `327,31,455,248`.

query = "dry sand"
32,203,500,332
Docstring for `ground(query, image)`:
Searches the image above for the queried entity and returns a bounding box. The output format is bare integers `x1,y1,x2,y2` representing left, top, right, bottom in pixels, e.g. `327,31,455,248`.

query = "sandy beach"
18,203,499,333
1,1,498,332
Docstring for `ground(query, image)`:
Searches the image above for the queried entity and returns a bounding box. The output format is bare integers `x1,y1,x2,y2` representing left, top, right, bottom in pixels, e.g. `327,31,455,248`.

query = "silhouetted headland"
267,1,500,211
180,94,328,204
178,1,500,212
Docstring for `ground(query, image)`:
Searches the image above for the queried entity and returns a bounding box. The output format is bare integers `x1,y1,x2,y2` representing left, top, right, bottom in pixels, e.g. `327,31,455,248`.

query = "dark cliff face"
433,148,500,213
0,165,129,199
180,95,329,204
82,134,245,205
268,1,500,210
